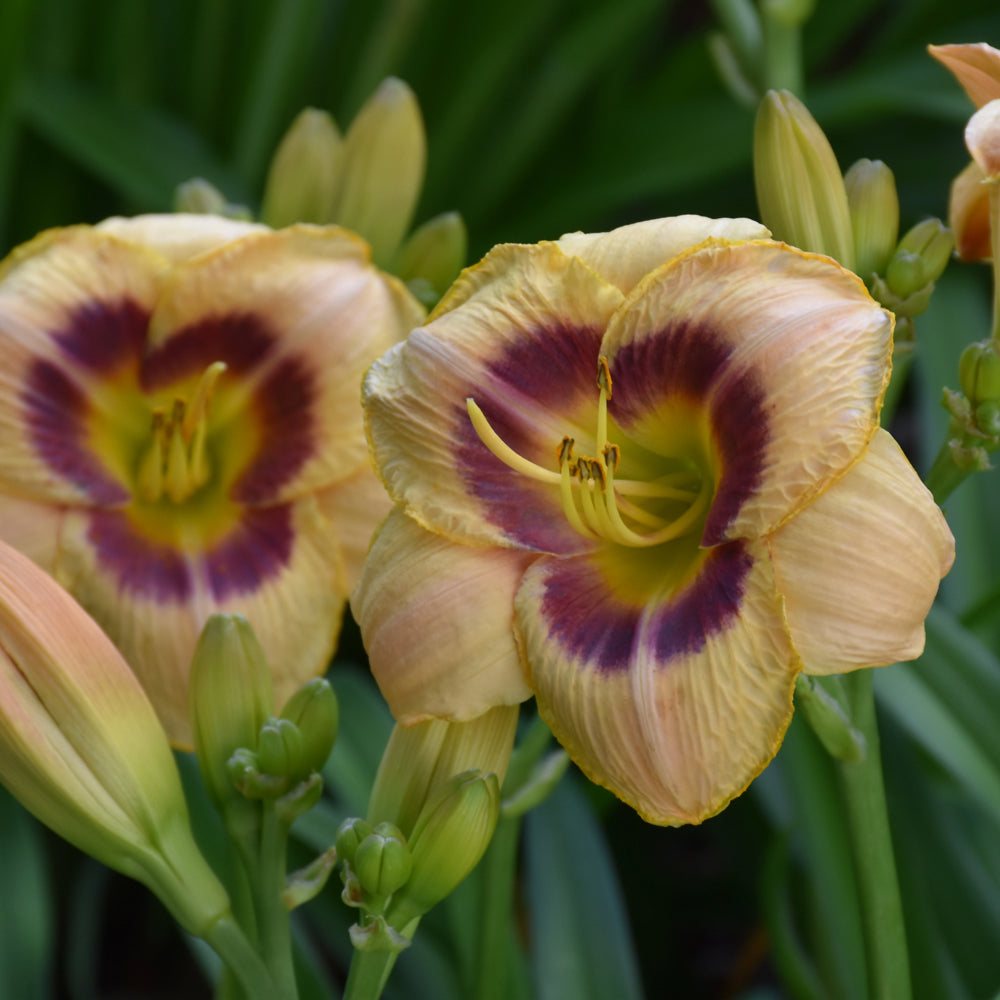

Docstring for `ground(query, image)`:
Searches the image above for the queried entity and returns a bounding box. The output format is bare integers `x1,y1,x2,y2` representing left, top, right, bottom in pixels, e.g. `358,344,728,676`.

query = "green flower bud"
331,78,426,267
844,159,899,279
335,817,375,867
960,340,1000,406
256,718,305,786
874,219,954,317
280,677,339,779
761,0,816,27
392,211,468,300
260,108,343,228
753,89,855,268
175,178,230,216
353,822,413,899
897,218,953,283
386,770,499,928
190,615,275,813
976,401,1000,437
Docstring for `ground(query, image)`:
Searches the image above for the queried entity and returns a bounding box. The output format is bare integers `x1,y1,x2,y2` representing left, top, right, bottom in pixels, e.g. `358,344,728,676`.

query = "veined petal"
516,539,796,825
364,242,623,552
54,495,345,747
768,429,954,674
314,462,394,593
966,100,1000,179
556,216,770,294
141,225,424,504
0,494,66,571
351,508,533,725
929,43,1000,108
949,159,993,261
603,240,892,545
96,213,268,263
0,227,166,504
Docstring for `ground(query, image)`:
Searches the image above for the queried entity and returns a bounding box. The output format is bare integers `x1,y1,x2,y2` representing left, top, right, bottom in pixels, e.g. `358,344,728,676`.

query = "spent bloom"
354,216,954,826
0,540,230,936
0,213,423,745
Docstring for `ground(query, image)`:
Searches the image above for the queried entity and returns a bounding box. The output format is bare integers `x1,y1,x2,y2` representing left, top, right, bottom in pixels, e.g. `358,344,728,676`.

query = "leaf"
523,774,644,1000
18,74,246,209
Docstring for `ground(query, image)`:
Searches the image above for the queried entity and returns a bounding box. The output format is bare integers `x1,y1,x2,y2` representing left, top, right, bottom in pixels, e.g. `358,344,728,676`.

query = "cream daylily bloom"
353,217,954,826
0,214,424,745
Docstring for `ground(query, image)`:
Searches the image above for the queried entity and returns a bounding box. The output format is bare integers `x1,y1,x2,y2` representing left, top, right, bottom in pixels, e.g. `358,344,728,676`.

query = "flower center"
135,361,227,504
467,357,710,547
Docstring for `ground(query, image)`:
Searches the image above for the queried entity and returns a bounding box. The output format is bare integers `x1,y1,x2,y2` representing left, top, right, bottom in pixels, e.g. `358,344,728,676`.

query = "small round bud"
976,401,1000,437
960,340,1000,406
353,823,413,898
335,817,375,867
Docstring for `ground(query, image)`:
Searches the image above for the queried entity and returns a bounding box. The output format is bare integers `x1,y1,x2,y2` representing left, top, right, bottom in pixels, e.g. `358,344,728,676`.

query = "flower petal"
142,225,423,504
949,159,993,261
53,495,346,747
96,213,268,263
966,99,1000,179
351,508,533,725
929,43,1000,108
556,215,770,294
516,539,797,825
0,227,166,503
603,240,892,545
364,241,623,552
768,429,954,674
314,463,394,593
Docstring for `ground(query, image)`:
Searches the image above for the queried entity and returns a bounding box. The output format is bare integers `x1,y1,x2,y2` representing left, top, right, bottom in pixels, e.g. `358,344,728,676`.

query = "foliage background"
1,1,1000,998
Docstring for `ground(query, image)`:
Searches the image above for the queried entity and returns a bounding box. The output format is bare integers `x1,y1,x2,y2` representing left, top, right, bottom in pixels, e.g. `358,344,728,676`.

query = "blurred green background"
2,1,1000,998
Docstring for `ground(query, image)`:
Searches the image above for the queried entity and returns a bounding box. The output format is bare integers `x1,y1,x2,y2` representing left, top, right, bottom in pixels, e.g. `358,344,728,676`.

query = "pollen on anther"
597,356,613,397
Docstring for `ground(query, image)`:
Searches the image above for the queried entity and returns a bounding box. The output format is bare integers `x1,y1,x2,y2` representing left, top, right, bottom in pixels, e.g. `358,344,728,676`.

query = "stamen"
182,361,227,440
467,399,562,485
559,440,596,538
137,410,166,501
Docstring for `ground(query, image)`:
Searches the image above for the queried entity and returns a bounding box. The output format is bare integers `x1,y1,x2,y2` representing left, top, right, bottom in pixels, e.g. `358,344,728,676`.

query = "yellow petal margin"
516,541,798,826
352,509,533,725
767,429,954,675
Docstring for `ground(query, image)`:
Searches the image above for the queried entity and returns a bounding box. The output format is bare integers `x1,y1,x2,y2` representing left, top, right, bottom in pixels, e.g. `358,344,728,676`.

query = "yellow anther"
602,442,620,473
557,436,575,466
182,361,227,440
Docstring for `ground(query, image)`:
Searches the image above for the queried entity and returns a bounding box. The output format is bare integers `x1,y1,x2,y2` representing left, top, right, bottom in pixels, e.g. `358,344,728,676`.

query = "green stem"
251,806,297,1000
342,947,400,1000
203,915,280,1000
836,670,911,1000
924,438,972,506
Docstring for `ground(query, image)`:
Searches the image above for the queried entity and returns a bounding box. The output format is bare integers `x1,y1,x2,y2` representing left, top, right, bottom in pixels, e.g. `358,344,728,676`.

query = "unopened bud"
257,718,304,787
261,108,343,227
967,100,1000,180
872,219,953,317
392,211,467,301
175,178,230,215
336,817,375,867
190,614,274,812
280,678,339,781
331,78,426,266
753,90,855,268
949,160,992,261
844,159,899,279
794,675,866,762
960,340,1000,406
353,822,412,899
386,770,499,928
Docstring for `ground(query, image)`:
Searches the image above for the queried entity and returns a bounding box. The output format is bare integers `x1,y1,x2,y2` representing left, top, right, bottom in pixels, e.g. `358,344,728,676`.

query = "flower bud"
335,817,375,867
0,543,231,938
949,160,992,261
794,675,866,763
190,614,274,812
256,717,305,789
959,340,1000,406
260,108,343,228
280,677,339,780
843,158,899,279
871,219,953,317
753,89,855,268
386,770,500,928
175,178,230,216
331,78,426,267
353,822,413,899
392,211,468,303
966,100,1000,180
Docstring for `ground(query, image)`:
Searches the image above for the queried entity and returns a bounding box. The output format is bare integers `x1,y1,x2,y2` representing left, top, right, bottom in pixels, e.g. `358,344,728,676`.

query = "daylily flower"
0,213,424,746
929,43,1000,260
353,216,954,826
